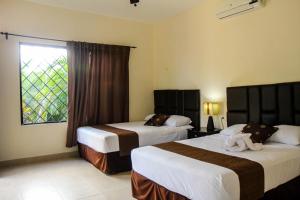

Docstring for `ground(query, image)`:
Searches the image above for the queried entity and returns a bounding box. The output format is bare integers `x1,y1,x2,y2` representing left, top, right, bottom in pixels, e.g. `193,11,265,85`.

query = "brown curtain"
66,42,130,147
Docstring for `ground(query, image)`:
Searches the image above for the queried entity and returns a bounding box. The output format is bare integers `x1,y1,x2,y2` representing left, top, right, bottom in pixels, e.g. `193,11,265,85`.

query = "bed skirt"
78,143,131,174
131,171,300,200
131,171,189,200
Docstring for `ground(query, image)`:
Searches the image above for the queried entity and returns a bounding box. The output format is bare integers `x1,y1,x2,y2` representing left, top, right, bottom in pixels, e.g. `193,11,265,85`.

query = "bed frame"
227,82,300,126
154,90,200,130
132,82,300,200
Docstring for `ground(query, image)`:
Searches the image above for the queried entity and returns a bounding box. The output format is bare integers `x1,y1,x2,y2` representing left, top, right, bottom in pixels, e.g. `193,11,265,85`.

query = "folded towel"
225,133,263,152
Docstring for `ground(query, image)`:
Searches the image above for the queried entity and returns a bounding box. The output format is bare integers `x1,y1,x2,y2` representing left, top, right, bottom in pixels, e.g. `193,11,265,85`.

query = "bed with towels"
131,82,300,200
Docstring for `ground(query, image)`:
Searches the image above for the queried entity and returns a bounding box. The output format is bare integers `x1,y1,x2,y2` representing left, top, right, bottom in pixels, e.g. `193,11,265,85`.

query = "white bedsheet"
77,121,192,153
131,134,300,200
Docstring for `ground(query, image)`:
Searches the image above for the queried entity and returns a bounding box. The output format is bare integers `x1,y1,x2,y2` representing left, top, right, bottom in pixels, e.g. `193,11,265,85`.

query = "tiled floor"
0,158,134,200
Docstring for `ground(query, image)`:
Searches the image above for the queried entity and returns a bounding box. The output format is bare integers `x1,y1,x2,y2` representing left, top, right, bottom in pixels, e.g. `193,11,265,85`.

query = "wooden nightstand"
188,127,221,139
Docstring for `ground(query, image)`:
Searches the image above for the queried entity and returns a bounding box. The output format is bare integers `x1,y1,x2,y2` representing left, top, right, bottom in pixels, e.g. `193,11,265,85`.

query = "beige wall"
0,0,154,161
153,0,300,127
1,0,300,161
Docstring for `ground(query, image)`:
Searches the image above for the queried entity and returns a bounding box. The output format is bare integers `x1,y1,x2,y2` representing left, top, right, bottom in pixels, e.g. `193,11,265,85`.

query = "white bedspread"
131,134,300,200
77,121,192,153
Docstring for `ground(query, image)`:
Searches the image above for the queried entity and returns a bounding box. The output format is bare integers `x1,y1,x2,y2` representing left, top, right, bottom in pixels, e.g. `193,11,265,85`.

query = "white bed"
132,134,300,200
77,121,192,153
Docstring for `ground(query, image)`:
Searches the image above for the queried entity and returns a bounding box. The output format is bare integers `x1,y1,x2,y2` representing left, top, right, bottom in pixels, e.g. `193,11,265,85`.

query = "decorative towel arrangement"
225,133,263,152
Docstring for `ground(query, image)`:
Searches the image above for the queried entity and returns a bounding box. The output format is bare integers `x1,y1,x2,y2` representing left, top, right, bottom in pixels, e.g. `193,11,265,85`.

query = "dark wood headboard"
154,90,200,131
227,82,300,126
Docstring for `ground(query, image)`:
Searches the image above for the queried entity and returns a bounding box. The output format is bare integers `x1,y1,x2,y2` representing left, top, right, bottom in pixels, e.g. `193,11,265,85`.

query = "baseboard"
0,151,79,168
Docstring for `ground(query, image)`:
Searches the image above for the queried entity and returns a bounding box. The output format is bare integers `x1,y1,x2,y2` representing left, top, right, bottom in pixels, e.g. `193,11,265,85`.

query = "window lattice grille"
20,44,68,125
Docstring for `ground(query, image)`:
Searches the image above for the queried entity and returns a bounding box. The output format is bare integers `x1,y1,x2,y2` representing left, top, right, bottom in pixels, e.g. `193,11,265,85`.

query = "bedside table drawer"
188,131,206,139
188,128,221,139
188,132,201,139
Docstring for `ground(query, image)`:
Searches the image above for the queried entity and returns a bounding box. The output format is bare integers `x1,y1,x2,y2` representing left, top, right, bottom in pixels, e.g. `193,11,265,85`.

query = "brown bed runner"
92,125,139,156
155,142,264,200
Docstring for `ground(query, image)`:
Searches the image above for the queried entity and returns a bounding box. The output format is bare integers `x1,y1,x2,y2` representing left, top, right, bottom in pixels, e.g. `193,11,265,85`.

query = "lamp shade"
203,102,220,116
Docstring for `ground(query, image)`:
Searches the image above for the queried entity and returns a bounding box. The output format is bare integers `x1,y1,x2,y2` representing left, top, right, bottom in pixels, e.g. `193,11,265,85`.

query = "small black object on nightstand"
188,127,221,139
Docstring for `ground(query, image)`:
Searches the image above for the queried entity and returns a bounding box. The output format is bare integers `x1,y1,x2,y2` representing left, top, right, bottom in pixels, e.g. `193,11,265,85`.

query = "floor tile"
0,158,134,200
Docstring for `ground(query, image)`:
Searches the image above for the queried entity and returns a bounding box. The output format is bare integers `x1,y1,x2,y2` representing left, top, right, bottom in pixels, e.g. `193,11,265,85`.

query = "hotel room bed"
131,82,300,200
77,90,200,174
131,134,300,200
77,121,192,174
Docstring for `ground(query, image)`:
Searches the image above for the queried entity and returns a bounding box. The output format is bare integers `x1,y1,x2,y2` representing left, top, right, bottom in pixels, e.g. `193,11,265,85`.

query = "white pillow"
268,125,300,145
164,115,192,127
220,124,246,136
144,114,155,121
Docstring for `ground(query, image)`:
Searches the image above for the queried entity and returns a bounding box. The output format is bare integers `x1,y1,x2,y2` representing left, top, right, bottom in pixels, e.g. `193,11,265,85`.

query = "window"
20,43,68,125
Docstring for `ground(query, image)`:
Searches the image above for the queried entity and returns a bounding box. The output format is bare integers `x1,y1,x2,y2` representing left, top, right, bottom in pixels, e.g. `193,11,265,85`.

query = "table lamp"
203,102,220,131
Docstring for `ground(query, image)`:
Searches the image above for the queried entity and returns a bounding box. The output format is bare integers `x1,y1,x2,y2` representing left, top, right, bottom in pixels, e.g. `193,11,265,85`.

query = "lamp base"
207,116,215,131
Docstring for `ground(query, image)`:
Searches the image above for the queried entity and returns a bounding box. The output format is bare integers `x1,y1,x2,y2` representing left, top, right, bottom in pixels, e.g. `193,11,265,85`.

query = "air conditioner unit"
216,0,263,19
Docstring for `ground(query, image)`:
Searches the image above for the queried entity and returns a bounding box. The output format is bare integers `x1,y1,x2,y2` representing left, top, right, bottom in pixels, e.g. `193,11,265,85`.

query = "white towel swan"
224,133,263,152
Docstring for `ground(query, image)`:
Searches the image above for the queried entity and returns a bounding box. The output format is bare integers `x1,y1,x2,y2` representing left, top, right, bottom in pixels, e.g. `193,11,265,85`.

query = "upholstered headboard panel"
154,90,200,130
227,82,300,126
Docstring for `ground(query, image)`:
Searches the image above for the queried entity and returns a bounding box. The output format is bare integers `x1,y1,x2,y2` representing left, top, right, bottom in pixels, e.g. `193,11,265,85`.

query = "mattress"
77,121,192,153
131,134,300,200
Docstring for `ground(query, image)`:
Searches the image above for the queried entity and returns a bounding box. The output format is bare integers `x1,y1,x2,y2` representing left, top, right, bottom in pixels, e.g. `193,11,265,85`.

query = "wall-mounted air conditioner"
216,0,263,19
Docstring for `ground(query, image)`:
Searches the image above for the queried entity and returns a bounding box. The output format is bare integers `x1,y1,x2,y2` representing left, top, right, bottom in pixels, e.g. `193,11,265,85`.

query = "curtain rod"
0,32,137,49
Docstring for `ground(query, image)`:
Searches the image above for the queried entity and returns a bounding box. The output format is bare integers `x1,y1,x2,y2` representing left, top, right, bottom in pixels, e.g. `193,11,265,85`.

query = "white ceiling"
25,0,202,23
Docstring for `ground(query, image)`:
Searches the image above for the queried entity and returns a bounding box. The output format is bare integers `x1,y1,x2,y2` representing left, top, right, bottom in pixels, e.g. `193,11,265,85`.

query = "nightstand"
188,127,221,139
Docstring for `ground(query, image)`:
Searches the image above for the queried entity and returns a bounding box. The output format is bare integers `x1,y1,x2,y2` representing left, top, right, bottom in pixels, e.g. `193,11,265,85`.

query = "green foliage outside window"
20,44,68,125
